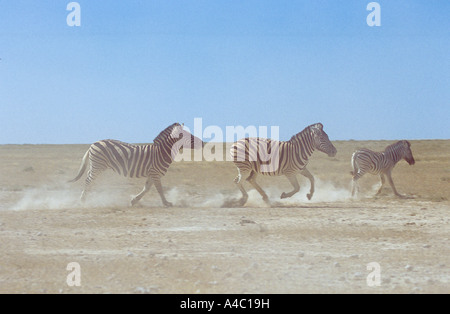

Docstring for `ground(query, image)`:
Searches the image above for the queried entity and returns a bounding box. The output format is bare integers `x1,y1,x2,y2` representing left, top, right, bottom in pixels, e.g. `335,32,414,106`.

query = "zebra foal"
69,123,203,207
351,140,415,198
230,123,337,206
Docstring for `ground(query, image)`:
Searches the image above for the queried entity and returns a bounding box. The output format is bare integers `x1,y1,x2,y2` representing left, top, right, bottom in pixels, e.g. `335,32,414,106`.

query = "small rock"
349,254,359,259
297,251,305,258
423,244,431,248
36,232,42,236
334,262,341,268
405,265,413,271
127,251,134,257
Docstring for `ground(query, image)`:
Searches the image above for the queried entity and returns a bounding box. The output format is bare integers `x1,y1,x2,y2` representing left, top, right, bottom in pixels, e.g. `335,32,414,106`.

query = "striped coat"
351,140,415,198
229,123,337,205
69,123,203,206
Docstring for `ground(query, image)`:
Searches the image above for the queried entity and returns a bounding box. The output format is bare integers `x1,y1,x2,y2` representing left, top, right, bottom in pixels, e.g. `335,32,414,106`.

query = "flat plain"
0,140,449,293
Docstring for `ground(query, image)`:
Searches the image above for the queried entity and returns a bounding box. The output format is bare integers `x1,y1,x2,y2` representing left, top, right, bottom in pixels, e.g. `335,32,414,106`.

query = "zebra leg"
246,171,270,204
80,189,87,203
386,170,405,198
234,167,249,206
351,171,364,198
300,168,315,200
376,173,386,196
153,177,173,207
80,167,105,202
131,178,154,206
281,174,300,199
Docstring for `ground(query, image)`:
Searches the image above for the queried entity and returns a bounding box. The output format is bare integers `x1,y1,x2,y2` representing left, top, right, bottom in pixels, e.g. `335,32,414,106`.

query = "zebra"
350,140,415,198
230,123,337,206
69,123,203,207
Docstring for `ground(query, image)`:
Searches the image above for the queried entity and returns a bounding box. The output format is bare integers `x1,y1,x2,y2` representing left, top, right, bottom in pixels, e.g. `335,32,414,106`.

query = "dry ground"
0,140,449,293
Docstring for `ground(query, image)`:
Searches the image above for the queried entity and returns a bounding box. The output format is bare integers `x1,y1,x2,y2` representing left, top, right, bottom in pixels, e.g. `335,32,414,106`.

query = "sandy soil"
0,140,449,294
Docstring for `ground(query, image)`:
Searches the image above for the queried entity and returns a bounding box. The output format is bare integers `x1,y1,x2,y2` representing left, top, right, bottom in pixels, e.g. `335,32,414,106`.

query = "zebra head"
170,123,204,151
310,123,337,157
401,140,415,165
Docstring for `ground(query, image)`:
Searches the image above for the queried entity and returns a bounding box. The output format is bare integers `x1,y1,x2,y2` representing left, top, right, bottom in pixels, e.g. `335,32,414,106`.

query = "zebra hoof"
307,193,312,200
130,198,139,206
238,198,248,206
280,192,287,199
163,201,173,207
230,197,248,207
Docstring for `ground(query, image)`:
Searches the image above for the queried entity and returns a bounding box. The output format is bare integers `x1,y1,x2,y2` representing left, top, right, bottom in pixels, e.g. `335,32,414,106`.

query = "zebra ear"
170,123,183,138
311,123,323,133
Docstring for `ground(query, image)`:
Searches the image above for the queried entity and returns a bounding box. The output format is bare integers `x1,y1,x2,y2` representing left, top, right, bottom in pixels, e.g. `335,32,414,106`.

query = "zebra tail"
68,150,89,183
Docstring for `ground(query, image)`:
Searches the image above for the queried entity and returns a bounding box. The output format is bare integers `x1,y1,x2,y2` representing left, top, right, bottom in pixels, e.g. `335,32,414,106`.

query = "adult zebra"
69,123,203,207
350,140,415,198
230,123,337,206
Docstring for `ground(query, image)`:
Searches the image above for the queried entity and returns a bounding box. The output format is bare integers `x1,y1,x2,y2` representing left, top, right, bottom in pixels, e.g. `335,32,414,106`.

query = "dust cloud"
166,179,351,208
10,184,127,211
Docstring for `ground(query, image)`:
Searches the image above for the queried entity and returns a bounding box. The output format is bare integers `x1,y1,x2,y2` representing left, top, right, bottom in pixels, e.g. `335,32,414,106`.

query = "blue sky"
0,1,449,144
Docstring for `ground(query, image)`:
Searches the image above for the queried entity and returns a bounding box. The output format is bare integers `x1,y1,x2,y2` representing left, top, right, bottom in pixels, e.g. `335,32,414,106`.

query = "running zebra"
350,140,415,198
230,123,337,206
69,123,203,207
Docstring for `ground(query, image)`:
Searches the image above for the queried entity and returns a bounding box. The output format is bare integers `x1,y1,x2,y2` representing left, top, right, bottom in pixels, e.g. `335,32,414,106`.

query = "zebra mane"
153,123,181,146
384,140,408,153
288,123,319,143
